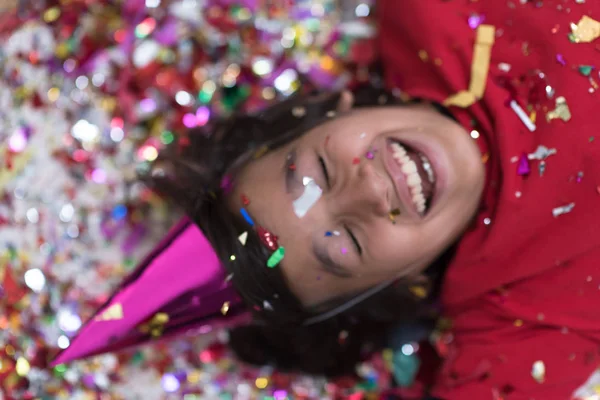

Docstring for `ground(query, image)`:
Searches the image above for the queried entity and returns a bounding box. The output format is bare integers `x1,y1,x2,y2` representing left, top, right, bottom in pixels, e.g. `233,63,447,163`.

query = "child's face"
229,103,485,307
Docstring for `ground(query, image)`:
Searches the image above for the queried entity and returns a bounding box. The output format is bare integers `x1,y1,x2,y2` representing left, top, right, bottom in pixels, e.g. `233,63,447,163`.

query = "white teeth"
391,142,431,215
420,154,436,184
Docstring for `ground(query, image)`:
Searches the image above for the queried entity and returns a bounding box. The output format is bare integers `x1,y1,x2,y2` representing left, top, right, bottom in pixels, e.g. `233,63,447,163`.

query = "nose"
334,161,390,218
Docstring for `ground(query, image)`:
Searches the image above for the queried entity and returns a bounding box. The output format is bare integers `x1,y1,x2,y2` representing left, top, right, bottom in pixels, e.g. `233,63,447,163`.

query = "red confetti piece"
241,194,250,206
288,163,296,171
257,226,279,251
352,157,360,165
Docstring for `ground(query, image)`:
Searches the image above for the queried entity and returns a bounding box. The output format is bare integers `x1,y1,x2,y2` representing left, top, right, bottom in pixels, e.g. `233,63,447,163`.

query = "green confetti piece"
579,65,594,76
266,246,285,268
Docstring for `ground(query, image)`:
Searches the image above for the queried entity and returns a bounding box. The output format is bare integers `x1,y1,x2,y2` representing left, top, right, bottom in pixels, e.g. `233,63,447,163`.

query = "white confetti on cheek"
293,177,323,218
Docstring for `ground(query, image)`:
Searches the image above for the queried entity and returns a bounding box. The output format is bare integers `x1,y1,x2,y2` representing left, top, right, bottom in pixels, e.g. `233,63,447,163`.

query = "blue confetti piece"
240,208,254,226
325,231,332,237
112,204,128,220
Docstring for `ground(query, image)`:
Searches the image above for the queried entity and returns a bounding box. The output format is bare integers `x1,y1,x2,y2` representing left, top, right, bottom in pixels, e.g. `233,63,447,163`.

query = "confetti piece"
359,133,367,139
257,226,279,251
570,15,600,43
365,151,375,159
262,300,273,310
444,25,495,108
546,96,572,122
292,106,306,117
325,231,333,237
241,194,250,206
409,286,428,299
579,65,594,76
238,231,248,245
352,157,361,165
220,301,230,315
253,145,269,159
531,360,546,383
509,100,536,132
266,246,285,268
293,178,323,218
556,53,566,66
240,208,254,226
552,202,575,217
94,303,124,321
517,153,531,176
333,230,341,236
341,247,348,255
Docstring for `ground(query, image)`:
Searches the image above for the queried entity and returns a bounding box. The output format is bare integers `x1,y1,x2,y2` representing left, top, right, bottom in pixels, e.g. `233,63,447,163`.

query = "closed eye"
318,156,330,187
345,226,362,255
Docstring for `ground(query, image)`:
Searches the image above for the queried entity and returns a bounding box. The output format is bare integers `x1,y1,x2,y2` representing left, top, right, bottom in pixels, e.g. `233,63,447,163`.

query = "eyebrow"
313,242,353,278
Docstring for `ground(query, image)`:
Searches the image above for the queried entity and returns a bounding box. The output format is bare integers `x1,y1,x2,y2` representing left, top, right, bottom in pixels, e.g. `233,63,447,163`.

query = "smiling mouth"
390,140,437,215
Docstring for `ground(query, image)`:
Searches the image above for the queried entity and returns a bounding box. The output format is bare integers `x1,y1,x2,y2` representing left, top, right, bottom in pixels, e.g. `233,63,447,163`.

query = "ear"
336,90,355,112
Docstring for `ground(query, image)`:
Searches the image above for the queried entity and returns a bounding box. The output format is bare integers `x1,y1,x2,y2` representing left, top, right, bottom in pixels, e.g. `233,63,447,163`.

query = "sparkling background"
0,0,398,398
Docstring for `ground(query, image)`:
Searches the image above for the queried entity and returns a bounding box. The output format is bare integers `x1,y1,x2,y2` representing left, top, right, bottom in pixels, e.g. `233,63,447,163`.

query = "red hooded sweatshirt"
379,1,600,399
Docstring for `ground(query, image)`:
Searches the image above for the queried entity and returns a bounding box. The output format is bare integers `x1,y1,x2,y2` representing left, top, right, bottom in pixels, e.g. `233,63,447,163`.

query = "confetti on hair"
409,286,428,299
293,177,323,218
220,301,230,316
262,300,273,311
326,110,336,117
225,273,234,282
292,106,306,117
241,194,250,205
240,208,254,226
552,202,575,217
220,174,233,193
257,226,279,251
267,246,285,268
238,231,248,245
253,145,269,159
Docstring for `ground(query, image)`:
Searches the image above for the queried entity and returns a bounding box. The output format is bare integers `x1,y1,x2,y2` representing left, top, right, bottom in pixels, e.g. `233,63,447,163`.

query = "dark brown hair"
143,83,456,377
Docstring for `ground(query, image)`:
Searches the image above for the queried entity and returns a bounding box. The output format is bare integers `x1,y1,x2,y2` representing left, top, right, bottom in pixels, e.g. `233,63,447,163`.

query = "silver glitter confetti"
531,360,546,383
552,202,575,217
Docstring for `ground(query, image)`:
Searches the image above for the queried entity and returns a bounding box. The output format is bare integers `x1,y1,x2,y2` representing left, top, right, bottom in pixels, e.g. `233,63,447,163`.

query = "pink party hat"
52,217,250,365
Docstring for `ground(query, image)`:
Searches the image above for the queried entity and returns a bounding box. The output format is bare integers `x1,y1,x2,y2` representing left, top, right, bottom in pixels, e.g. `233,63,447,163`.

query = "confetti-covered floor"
0,1,397,398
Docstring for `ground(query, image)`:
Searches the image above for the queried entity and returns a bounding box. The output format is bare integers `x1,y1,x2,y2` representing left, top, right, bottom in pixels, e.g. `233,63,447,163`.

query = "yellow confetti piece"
255,377,269,389
570,15,600,43
0,147,33,193
139,312,169,338
221,301,230,315
546,96,572,122
15,357,30,376
532,360,546,383
444,25,496,108
252,145,269,159
94,303,124,321
409,285,428,299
